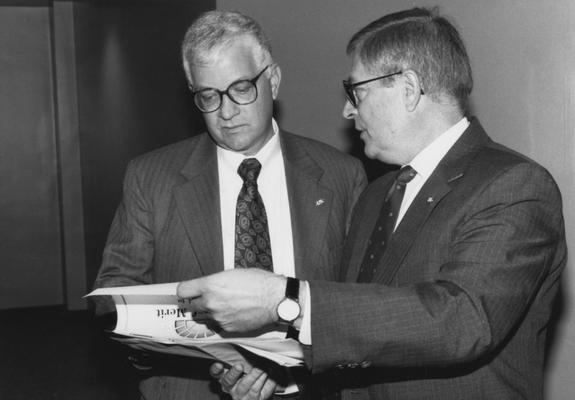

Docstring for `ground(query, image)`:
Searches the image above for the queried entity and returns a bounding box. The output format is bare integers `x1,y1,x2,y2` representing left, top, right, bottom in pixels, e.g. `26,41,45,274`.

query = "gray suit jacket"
93,130,367,400
307,119,566,400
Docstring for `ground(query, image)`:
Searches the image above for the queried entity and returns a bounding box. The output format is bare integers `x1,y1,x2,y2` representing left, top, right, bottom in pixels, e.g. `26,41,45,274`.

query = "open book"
86,282,304,368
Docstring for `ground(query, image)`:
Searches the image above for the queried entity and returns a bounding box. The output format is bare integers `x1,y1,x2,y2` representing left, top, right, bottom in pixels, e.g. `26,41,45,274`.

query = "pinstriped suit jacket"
307,119,566,400
93,130,367,400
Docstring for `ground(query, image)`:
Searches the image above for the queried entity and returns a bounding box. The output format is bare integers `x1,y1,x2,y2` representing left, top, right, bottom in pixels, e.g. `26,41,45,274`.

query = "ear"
402,70,424,112
183,60,193,87
270,64,282,99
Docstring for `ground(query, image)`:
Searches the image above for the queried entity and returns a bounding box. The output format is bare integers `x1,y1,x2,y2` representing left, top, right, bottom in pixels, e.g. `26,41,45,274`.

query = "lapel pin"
427,197,434,203
315,199,325,206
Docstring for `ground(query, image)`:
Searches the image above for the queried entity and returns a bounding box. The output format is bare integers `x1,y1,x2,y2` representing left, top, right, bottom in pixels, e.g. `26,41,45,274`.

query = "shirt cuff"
275,381,299,396
297,281,312,345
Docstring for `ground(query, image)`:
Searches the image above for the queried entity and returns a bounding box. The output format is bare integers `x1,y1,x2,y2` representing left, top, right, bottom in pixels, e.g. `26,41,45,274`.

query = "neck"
403,105,464,163
421,93,464,133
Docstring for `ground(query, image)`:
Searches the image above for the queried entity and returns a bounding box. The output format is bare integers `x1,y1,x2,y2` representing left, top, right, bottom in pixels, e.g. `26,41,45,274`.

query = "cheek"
203,115,222,135
205,110,222,124
358,106,378,128
248,100,271,125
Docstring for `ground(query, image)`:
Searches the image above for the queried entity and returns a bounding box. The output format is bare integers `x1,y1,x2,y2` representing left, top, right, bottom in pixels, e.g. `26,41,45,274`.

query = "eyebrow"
194,71,261,92
192,77,247,92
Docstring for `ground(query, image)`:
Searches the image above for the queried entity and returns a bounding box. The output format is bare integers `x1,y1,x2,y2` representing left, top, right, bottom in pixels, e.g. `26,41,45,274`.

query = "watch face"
278,298,301,322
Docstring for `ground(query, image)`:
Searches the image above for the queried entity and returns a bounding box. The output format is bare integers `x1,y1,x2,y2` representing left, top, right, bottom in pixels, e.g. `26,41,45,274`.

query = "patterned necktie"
357,165,416,283
234,158,273,271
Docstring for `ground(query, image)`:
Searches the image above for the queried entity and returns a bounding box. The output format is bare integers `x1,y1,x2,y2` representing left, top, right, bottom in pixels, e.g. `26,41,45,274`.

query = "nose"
342,99,357,120
219,94,240,120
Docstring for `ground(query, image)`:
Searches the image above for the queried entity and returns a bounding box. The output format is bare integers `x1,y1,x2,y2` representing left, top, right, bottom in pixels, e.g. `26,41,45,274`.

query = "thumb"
177,278,203,299
209,362,227,379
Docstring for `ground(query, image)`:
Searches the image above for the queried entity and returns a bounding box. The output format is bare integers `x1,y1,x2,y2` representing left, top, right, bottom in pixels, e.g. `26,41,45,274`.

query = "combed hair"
182,10,273,67
347,7,473,111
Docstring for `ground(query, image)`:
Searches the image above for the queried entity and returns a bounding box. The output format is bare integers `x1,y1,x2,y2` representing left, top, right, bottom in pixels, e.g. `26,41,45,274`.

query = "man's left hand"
211,362,278,400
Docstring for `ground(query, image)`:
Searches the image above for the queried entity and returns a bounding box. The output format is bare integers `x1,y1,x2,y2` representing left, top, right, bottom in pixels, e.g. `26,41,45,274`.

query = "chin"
364,147,390,164
362,145,378,160
233,141,262,156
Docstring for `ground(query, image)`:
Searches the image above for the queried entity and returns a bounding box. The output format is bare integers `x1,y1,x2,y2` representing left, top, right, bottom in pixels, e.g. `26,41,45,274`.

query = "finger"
250,370,268,392
209,362,227,379
232,368,265,396
258,378,278,400
192,310,212,323
220,364,245,392
177,279,203,299
244,370,268,399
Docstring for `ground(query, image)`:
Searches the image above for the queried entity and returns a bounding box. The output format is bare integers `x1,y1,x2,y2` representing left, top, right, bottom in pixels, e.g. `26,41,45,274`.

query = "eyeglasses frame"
342,70,403,108
190,64,272,113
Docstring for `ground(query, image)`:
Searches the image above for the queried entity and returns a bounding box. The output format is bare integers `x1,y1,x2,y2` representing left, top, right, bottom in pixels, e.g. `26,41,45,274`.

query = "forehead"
190,40,260,90
348,56,374,83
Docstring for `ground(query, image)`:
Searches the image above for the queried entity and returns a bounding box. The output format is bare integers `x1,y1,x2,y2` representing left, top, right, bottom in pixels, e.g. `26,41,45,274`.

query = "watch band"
285,277,300,300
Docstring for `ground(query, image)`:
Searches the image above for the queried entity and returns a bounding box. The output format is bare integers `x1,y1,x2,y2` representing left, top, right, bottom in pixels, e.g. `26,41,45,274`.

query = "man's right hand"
177,269,286,333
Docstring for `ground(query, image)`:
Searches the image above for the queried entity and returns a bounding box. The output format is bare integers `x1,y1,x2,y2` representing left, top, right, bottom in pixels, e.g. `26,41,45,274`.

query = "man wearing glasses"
92,10,366,400
178,7,566,400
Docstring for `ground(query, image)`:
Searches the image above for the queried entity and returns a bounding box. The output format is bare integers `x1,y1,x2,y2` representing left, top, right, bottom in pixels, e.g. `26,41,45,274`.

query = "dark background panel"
73,0,213,288
0,6,63,309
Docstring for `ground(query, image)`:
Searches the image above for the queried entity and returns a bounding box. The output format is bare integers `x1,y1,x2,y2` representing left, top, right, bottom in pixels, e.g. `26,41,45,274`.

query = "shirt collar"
408,117,469,180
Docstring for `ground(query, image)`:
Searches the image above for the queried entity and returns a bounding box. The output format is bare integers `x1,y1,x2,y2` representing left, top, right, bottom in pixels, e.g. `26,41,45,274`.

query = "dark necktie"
234,158,273,271
357,165,416,283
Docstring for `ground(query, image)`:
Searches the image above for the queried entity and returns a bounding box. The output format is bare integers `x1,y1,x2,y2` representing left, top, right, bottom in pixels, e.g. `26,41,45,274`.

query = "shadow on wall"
545,283,566,369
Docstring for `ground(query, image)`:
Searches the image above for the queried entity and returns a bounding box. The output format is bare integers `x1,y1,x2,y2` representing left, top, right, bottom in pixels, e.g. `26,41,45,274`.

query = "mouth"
221,125,245,134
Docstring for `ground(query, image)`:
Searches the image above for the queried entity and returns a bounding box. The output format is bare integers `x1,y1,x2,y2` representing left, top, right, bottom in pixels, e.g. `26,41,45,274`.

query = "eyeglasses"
342,71,403,108
191,65,271,113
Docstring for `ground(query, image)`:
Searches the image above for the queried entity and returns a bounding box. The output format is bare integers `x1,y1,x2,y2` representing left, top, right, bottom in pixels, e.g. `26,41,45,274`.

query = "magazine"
86,282,304,368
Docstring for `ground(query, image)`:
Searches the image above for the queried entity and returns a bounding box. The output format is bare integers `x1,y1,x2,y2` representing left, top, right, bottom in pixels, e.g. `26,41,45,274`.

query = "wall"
0,5,64,308
217,1,575,398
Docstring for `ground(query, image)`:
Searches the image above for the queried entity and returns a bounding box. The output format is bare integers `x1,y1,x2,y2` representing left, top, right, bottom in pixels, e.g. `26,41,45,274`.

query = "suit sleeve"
307,162,566,372
92,160,155,315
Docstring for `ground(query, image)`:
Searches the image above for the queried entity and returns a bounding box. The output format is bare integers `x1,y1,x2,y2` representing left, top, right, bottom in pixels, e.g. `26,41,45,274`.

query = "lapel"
372,119,491,284
281,132,333,280
173,133,224,276
344,174,394,282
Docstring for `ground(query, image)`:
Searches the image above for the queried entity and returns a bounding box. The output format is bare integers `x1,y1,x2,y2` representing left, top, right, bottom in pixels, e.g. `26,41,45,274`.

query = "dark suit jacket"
307,119,566,400
93,130,366,400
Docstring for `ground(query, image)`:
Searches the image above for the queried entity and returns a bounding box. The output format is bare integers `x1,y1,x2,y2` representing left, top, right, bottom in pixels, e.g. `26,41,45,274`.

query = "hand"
177,269,286,332
210,362,277,400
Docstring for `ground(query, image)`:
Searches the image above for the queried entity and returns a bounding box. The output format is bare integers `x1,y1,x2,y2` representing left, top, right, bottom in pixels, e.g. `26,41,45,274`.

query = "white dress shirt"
298,117,470,345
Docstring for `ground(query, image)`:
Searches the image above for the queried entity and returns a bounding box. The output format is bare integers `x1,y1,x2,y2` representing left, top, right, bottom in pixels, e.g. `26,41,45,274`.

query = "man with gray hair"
179,7,566,400
93,10,366,400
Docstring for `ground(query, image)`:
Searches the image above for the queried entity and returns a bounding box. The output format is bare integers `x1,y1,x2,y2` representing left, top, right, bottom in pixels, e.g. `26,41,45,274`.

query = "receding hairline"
185,34,271,68
181,10,273,69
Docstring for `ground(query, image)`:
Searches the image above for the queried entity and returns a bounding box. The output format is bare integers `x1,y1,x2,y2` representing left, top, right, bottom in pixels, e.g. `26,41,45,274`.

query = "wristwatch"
276,277,301,324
